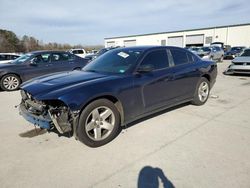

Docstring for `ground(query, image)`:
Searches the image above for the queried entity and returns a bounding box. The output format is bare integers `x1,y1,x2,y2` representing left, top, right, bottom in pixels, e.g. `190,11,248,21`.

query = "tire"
191,77,210,106
0,74,21,91
218,56,223,62
73,67,81,71
77,99,121,147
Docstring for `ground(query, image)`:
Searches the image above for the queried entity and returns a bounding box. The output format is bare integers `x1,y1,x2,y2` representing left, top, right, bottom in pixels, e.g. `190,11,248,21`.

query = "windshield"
11,54,33,64
97,48,108,56
200,47,211,52
231,47,244,51
83,49,143,74
240,49,250,57
190,47,200,51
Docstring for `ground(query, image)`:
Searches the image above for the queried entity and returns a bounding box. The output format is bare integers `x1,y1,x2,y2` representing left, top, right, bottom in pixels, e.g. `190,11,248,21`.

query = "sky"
0,0,249,45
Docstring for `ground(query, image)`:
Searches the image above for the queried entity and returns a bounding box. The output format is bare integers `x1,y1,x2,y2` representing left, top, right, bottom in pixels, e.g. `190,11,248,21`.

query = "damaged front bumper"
19,95,77,134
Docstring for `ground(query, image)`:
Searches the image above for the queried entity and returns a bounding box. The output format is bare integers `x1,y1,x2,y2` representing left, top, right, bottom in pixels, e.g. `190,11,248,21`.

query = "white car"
0,53,20,64
224,48,250,75
69,49,86,58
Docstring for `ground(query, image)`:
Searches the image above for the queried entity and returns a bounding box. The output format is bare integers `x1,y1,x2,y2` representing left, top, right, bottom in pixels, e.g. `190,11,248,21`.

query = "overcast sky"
0,0,249,45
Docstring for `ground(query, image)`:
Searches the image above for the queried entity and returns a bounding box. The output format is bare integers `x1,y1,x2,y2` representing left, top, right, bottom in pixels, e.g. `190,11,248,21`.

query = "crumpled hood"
21,70,116,99
233,56,250,63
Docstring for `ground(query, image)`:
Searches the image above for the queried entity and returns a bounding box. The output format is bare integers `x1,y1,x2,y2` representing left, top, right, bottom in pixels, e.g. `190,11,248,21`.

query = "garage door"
124,40,136,47
186,34,204,47
168,36,183,47
106,41,115,47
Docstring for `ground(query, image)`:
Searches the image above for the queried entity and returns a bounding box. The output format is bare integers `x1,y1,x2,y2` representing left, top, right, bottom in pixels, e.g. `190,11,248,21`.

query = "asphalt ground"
0,60,249,188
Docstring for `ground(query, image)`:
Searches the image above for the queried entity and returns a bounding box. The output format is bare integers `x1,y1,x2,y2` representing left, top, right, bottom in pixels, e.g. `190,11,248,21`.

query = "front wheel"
77,99,121,147
191,77,210,106
0,74,21,91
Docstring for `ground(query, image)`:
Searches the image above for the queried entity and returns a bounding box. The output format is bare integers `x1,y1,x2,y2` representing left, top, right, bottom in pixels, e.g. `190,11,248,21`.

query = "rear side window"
170,49,189,66
0,55,7,61
187,52,195,63
140,50,169,70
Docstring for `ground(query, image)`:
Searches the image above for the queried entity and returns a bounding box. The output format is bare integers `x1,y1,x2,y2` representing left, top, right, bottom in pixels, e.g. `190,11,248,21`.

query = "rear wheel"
191,77,210,106
77,99,121,147
0,74,21,91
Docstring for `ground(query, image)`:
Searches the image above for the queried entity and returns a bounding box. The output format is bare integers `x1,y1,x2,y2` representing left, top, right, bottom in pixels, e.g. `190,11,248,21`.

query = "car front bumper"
225,64,250,74
19,102,52,129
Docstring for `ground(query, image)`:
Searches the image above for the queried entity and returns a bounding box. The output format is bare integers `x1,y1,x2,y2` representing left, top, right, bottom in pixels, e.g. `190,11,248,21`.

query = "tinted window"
34,53,51,64
241,49,250,57
171,49,189,65
140,50,169,70
73,50,83,54
187,52,195,62
0,55,7,61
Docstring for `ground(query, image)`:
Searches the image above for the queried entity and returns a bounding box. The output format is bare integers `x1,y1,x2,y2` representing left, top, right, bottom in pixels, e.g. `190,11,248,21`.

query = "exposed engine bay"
19,90,76,134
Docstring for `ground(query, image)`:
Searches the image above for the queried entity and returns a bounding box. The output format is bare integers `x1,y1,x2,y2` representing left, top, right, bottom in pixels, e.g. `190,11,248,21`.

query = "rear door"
50,52,76,72
168,48,200,100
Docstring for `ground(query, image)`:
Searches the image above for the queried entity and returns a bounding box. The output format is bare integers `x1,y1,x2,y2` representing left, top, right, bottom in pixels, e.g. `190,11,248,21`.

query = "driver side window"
140,50,169,70
33,53,51,64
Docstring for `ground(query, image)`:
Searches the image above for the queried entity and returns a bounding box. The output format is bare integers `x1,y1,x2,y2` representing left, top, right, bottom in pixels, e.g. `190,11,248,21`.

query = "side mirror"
29,58,37,66
137,64,153,73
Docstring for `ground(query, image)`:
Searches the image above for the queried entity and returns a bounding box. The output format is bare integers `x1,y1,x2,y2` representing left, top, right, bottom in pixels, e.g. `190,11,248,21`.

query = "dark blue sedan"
19,46,217,147
0,51,88,91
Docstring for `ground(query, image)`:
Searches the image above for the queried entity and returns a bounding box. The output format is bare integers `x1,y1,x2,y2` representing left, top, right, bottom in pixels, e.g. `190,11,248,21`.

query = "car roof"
113,45,185,52
0,53,21,56
29,50,68,55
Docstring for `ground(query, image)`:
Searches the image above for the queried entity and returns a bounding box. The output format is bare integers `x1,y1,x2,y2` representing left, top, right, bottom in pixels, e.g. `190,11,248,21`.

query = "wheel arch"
80,95,125,126
0,72,22,83
201,74,210,82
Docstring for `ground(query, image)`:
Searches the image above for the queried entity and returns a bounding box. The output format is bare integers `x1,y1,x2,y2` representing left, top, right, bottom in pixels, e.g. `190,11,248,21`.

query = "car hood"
232,56,250,63
21,70,117,99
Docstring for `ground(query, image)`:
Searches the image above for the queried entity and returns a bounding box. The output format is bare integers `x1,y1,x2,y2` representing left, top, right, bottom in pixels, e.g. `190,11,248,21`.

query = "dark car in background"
19,46,217,147
224,46,246,59
85,47,119,62
0,51,88,91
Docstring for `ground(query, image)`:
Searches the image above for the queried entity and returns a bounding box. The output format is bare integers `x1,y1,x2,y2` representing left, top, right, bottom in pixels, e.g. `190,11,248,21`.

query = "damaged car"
19,46,217,147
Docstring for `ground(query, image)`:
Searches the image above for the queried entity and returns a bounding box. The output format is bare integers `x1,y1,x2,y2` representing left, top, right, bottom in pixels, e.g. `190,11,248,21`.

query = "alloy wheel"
198,81,209,102
85,106,115,141
3,76,20,90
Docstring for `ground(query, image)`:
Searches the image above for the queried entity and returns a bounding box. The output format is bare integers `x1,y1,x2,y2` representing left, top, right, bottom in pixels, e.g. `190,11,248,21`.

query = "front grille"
233,62,250,66
234,69,250,72
234,62,244,65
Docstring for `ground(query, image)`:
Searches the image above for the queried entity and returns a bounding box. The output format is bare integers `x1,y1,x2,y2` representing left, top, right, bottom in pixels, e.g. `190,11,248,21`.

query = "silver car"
224,48,250,74
197,46,224,62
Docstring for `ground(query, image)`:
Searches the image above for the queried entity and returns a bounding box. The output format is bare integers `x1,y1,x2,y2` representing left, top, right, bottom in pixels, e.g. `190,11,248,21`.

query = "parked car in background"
85,47,119,62
224,48,250,75
224,46,246,59
186,47,201,54
198,46,224,62
69,48,87,58
0,53,20,64
211,42,231,52
0,51,88,91
19,46,217,147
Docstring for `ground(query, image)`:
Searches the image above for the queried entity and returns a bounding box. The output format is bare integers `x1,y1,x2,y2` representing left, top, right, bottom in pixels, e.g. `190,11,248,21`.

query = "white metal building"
104,23,250,48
